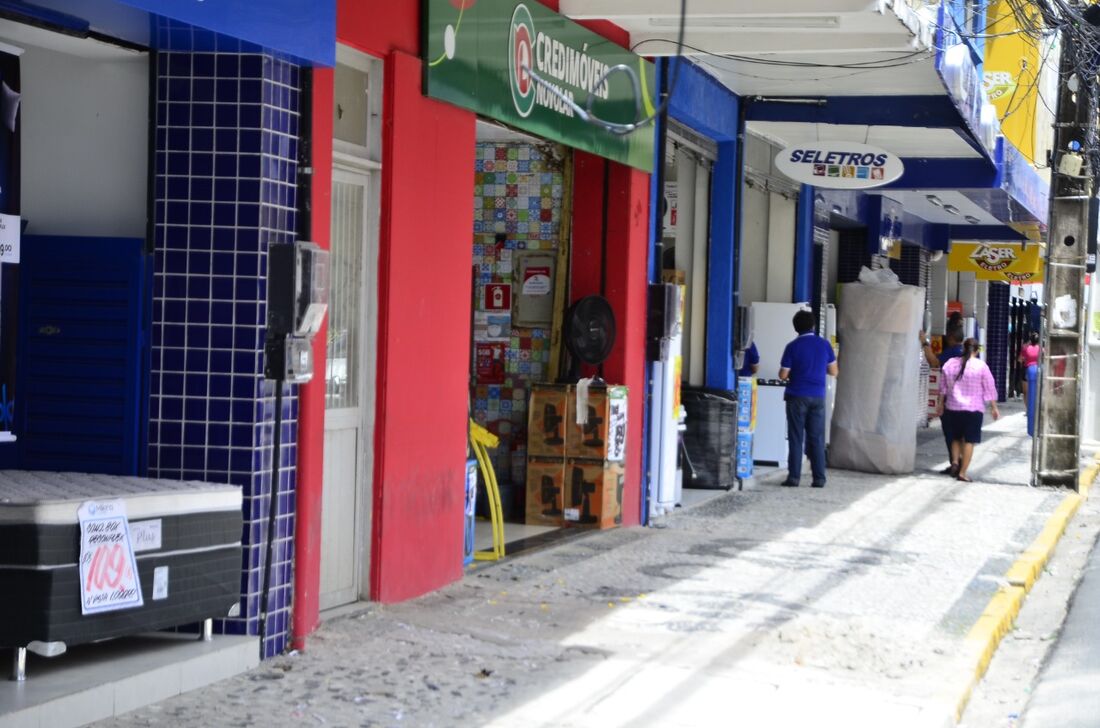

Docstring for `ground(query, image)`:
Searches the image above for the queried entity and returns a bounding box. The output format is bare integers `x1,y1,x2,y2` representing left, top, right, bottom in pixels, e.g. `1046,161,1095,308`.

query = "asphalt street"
1021,527,1100,727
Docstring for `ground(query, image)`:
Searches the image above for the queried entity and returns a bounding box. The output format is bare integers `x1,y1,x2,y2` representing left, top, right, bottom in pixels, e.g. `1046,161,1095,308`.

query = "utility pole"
1033,28,1095,488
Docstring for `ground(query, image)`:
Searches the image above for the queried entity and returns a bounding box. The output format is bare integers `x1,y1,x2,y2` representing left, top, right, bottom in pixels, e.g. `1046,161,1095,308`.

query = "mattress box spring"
0,546,241,647
0,471,243,648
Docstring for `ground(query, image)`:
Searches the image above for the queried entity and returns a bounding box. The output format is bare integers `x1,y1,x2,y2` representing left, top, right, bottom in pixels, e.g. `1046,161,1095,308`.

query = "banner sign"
424,0,656,171
78,500,143,615
774,142,904,189
948,242,1043,282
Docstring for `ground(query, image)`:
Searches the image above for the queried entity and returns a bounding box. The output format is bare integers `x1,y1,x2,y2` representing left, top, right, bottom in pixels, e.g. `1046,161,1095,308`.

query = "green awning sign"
424,0,656,172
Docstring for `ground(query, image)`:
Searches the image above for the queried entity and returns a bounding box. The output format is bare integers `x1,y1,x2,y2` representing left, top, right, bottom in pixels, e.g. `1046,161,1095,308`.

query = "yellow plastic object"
469,420,505,562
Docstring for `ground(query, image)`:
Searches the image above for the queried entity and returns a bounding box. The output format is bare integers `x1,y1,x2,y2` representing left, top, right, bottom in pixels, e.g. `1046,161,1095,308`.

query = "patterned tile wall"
471,142,565,484
987,281,1010,402
149,51,300,658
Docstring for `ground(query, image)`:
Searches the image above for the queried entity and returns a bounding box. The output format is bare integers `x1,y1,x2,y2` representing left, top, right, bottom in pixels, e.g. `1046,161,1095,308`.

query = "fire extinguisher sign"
484,283,512,311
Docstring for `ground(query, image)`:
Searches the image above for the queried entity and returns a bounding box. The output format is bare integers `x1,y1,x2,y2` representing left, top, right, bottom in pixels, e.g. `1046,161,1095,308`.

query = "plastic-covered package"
829,268,925,474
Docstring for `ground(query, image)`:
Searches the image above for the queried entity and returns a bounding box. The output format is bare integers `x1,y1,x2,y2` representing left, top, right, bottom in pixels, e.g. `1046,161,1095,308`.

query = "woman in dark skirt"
937,338,1000,482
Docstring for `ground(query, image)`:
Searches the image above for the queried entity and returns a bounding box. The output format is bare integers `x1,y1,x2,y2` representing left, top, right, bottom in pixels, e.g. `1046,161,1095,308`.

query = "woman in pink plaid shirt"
936,338,1000,482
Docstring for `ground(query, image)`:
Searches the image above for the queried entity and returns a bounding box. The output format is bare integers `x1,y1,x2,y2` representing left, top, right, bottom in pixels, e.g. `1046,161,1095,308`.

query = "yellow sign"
948,242,1041,277
983,0,1044,163
986,269,1045,284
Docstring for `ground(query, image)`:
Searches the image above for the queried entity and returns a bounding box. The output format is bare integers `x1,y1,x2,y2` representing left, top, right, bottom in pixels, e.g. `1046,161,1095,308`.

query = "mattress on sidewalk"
0,471,242,648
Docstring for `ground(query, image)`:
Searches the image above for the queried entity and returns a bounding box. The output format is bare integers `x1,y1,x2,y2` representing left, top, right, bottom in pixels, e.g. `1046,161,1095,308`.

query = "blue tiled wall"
150,51,301,658
987,282,1010,402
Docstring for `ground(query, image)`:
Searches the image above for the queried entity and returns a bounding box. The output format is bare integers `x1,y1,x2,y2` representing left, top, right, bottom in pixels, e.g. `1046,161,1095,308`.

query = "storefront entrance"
469,121,573,552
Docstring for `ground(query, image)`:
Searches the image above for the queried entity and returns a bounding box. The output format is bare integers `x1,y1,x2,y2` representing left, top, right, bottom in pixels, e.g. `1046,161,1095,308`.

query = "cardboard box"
735,432,754,479
566,385,628,461
562,458,623,530
736,376,757,433
525,457,565,527
527,384,568,458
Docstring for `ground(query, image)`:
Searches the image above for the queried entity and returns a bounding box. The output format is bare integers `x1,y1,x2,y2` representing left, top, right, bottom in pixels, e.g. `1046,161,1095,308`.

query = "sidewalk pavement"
100,402,1086,728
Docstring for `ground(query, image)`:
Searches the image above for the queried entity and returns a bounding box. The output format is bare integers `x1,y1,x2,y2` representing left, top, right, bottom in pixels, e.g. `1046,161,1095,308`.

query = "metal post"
201,618,213,642
12,647,25,681
1033,31,1094,487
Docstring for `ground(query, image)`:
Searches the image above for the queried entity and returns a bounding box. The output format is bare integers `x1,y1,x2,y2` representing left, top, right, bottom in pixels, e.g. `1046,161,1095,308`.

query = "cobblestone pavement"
100,404,1068,728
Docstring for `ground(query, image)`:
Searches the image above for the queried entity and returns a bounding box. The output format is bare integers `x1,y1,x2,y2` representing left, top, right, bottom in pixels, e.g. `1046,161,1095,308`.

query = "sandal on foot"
957,474,972,483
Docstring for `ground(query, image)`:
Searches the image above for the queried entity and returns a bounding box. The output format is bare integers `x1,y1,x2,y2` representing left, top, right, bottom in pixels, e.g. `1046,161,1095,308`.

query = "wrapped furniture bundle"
829,268,924,474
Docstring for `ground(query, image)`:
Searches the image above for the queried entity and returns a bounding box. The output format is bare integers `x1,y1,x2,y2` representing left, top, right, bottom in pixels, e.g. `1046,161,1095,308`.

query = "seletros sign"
424,0,655,171
775,142,905,190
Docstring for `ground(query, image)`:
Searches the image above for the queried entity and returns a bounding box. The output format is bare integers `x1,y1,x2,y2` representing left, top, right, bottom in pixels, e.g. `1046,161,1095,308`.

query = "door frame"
320,44,383,610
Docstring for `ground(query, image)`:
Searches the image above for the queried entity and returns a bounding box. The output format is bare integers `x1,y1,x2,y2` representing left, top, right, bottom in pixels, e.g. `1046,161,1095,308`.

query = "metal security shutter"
17,236,148,474
836,229,870,284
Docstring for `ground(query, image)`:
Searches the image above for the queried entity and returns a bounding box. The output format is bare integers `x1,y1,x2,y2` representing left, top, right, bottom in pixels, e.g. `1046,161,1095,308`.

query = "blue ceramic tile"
210,325,234,350
192,127,215,152
240,104,261,129
215,103,239,127
193,79,214,103
192,103,214,127
241,55,263,78
216,54,240,77
189,178,213,202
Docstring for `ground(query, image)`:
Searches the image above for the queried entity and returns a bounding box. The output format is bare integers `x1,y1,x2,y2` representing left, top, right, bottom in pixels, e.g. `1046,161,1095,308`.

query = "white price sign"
77,500,144,615
607,388,628,463
0,214,20,264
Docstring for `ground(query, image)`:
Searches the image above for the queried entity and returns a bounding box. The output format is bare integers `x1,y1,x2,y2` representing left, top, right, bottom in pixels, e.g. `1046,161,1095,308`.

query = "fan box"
525,456,565,528
527,384,568,458
565,385,628,461
562,458,623,530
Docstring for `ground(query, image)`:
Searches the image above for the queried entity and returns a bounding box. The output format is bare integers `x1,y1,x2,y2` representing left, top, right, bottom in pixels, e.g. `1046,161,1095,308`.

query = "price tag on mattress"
77,500,144,615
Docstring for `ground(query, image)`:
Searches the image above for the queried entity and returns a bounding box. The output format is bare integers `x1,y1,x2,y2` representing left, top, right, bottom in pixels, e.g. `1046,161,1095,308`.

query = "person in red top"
936,338,1000,482
1018,331,1041,436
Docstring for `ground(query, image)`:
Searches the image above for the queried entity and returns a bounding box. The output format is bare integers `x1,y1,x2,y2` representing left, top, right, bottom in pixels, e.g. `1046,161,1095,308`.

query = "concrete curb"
950,453,1100,724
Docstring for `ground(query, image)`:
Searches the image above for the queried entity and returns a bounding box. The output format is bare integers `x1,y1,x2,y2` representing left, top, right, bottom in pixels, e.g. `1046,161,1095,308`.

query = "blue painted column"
986,282,1010,402
704,138,739,390
793,184,815,303
150,51,300,658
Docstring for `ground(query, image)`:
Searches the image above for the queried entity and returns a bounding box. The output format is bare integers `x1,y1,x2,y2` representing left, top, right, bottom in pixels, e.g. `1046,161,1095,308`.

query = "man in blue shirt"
738,341,760,378
778,310,838,487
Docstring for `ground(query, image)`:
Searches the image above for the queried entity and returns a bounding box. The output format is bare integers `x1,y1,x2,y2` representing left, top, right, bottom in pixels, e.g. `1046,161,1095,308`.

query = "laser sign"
948,242,1044,283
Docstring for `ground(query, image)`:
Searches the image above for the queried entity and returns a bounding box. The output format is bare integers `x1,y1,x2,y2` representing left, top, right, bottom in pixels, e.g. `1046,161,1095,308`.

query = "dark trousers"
786,395,827,484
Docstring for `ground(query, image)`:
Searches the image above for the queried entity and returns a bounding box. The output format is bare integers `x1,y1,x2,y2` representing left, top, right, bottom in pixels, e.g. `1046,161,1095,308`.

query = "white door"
320,166,376,610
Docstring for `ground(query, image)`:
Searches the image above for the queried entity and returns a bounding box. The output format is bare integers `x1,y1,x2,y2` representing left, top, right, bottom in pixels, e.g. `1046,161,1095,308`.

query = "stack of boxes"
526,383,627,529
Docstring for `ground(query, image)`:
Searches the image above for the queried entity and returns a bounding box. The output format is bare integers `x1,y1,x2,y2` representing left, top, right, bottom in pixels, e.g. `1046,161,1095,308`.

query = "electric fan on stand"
563,295,617,383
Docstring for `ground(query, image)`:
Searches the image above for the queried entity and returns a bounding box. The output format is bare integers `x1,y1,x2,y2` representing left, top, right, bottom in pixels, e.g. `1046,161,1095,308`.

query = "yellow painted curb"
951,455,1100,724
953,585,1026,722
1005,495,1082,589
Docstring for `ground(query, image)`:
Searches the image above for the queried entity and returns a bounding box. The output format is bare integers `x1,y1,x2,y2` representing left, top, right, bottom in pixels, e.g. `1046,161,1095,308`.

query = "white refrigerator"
748,302,836,465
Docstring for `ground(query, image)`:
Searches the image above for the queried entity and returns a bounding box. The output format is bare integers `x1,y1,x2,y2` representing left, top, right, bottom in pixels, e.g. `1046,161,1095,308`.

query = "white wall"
20,43,148,238
740,183,769,305
739,134,798,305
766,191,796,302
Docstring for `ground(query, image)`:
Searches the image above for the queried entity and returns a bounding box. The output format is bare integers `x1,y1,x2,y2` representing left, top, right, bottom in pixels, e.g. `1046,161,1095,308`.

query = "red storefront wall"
295,0,649,644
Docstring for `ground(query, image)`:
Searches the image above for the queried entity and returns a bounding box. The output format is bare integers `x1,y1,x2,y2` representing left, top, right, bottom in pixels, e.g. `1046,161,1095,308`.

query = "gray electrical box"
513,252,556,327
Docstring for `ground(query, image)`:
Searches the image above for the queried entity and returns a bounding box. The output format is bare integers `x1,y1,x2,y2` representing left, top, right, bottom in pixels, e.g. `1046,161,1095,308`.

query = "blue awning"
0,0,334,66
